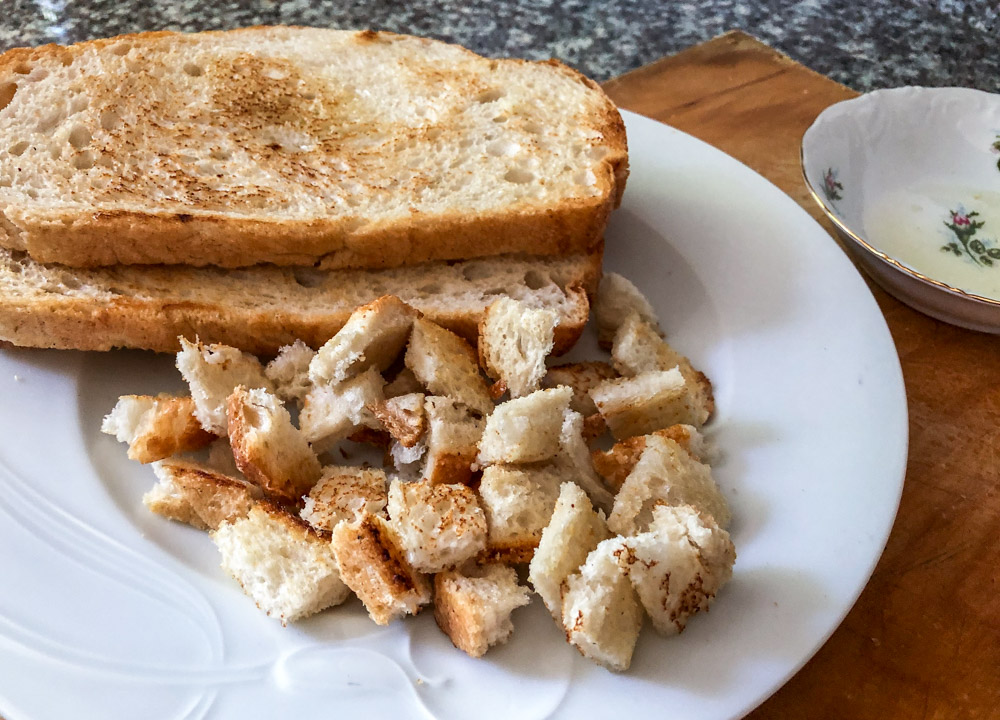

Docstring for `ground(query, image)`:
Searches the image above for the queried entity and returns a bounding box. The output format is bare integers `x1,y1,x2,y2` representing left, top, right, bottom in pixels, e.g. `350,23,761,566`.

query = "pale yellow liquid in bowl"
863,187,1000,300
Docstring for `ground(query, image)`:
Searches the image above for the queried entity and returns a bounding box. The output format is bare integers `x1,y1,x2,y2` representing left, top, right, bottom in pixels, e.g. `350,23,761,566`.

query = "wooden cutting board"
604,31,1000,719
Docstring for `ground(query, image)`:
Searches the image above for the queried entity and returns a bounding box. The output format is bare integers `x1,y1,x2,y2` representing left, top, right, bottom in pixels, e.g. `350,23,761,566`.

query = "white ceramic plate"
0,110,907,720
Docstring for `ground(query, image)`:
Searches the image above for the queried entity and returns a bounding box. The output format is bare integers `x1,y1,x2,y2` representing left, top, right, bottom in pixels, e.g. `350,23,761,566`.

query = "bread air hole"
183,63,204,77
72,151,96,170
0,83,16,112
111,42,132,56
475,88,503,104
461,264,493,282
13,63,31,75
100,109,120,131
8,140,28,156
503,168,534,184
523,270,547,290
68,125,91,149
210,147,231,160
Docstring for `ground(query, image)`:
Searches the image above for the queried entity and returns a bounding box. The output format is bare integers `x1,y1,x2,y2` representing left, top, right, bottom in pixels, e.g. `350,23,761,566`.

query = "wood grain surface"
605,30,1000,720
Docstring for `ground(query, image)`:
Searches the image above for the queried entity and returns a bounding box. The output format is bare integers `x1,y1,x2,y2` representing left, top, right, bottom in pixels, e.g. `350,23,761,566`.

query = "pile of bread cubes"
101,273,735,672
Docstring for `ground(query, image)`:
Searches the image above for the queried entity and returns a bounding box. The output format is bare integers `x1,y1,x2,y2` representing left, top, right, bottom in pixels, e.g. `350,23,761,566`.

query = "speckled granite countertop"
1,0,997,92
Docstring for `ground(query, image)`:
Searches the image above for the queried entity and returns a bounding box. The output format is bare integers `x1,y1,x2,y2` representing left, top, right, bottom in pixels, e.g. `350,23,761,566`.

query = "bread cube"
102,393,216,463
594,272,659,348
434,564,531,658
300,466,388,532
309,295,418,386
607,435,731,535
591,424,707,493
611,312,714,425
542,361,617,418
144,459,262,531
590,368,703,439
552,409,615,512
405,317,492,415
477,464,564,563
227,386,321,502
478,297,557,399
386,479,487,573
330,512,432,625
562,538,643,672
369,392,426,448
204,437,243,477
383,367,425,398
176,337,274,434
618,504,735,635
477,386,573,466
299,367,386,450
528,482,610,622
212,502,351,625
422,396,484,485
265,339,316,404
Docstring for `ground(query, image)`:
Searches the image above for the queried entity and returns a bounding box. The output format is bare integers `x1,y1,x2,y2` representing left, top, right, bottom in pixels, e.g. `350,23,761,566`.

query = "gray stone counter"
0,1,996,92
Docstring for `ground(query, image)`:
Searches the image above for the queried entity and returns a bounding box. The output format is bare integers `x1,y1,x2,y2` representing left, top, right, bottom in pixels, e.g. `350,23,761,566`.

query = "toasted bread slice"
369,392,426,448
176,337,274,434
102,393,216,463
434,564,531,658
300,465,388,532
477,386,573,466
616,504,735,635
330,512,432,625
405,317,493,415
0,249,597,355
477,464,564,563
264,340,315,405
612,312,714,424
212,501,351,624
144,459,262,531
227,385,321,501
594,272,659,348
309,295,418,386
591,425,707,493
607,435,731,535
386,479,487,573
421,395,485,485
478,297,557,399
590,368,705,439
528,482,611,622
0,28,626,269
562,537,643,672
299,367,386,451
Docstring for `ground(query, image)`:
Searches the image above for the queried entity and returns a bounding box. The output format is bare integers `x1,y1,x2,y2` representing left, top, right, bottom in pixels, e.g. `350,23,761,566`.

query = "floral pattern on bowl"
802,86,1000,333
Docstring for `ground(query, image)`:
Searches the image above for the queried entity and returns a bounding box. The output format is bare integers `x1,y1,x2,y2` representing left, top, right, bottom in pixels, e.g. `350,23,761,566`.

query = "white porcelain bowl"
801,86,1000,333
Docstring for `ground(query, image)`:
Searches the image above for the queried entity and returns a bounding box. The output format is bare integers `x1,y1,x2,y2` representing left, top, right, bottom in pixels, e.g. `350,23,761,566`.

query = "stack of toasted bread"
0,26,628,354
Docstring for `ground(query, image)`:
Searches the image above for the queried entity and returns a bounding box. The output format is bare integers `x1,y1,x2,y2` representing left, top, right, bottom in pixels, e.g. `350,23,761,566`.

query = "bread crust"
0,28,627,270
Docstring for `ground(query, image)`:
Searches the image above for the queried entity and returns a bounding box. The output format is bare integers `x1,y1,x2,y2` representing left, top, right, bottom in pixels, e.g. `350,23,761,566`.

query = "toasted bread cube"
590,368,704,439
591,425,707,493
102,393,216,463
608,435,731,535
478,297,557,399
144,459,262,531
618,504,735,635
265,340,316,404
553,409,615,512
369,392,426,448
227,386,321,502
309,295,418,386
176,337,274,434
300,466,388,532
478,464,564,563
528,482,611,622
612,312,714,424
562,538,643,672
387,479,487,573
594,272,659,348
422,396,484,484
330,513,432,625
477,386,573,466
212,502,351,625
299,367,386,450
542,361,618,417
434,564,531,658
405,317,492,415
384,367,425,398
